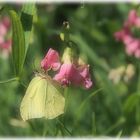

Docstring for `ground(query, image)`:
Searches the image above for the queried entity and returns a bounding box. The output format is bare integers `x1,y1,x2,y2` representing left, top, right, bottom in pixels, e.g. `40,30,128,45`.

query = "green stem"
28,121,37,135
0,77,27,89
64,87,69,112
136,62,140,124
102,117,125,135
92,112,97,135
18,80,27,88
57,119,72,136
72,88,102,134
76,88,102,120
0,77,19,84
137,63,140,91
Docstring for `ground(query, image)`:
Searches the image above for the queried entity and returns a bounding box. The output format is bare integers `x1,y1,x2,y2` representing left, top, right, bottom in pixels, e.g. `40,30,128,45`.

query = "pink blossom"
124,9,140,28
1,39,12,50
0,16,11,58
54,46,93,89
54,62,93,89
53,63,82,86
135,18,140,28
114,26,130,42
114,9,140,58
126,10,137,26
0,36,4,45
114,26,134,45
123,35,134,45
134,49,140,58
0,17,10,36
125,38,140,55
53,63,72,86
78,65,93,89
0,23,7,36
2,17,11,29
123,36,140,57
41,48,61,71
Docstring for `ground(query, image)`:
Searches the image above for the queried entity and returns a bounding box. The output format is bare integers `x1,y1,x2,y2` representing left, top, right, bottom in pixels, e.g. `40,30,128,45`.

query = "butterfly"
20,73,65,121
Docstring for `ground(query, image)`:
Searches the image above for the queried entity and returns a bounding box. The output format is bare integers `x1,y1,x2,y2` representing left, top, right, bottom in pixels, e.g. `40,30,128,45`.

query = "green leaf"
77,88,102,116
103,117,125,135
20,3,36,54
73,88,102,128
123,93,140,113
9,10,25,76
94,69,122,115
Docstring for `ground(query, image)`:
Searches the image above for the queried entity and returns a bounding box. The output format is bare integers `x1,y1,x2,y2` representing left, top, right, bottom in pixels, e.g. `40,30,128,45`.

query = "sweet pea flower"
41,48,61,71
114,9,140,58
0,39,11,58
0,23,7,36
54,63,83,86
125,38,140,55
0,36,4,45
135,18,140,28
54,63,93,89
1,39,12,50
0,16,11,37
125,9,140,28
135,49,140,58
2,16,11,29
78,65,93,89
125,10,137,27
53,47,93,89
114,26,130,42
123,34,134,45
0,16,11,58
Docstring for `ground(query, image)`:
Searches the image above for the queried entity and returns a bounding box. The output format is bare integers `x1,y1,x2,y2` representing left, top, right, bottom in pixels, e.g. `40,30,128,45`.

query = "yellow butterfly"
20,73,65,121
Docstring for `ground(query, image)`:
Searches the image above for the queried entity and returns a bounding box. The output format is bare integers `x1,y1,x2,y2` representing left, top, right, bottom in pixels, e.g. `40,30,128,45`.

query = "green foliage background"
0,3,140,137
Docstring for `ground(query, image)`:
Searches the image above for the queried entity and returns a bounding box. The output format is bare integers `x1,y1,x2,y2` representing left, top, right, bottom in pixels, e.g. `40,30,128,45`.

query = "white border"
0,138,139,140
0,0,139,139
0,0,139,3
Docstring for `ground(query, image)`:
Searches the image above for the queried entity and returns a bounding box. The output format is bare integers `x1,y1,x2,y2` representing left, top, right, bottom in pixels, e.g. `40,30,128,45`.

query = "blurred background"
0,3,140,137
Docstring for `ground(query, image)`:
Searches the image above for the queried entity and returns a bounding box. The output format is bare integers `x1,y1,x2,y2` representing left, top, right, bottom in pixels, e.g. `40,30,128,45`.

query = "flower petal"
41,48,61,71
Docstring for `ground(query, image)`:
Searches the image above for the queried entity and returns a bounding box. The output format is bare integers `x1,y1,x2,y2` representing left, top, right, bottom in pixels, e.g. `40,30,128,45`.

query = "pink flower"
134,49,140,58
2,17,11,29
135,18,140,28
0,17,10,37
0,22,7,36
41,48,61,71
53,63,82,86
114,9,140,58
125,9,140,28
54,62,93,89
123,35,134,45
114,26,130,42
125,10,137,26
125,38,140,55
0,36,4,45
1,39,12,50
41,47,93,89
0,16,11,58
78,65,93,89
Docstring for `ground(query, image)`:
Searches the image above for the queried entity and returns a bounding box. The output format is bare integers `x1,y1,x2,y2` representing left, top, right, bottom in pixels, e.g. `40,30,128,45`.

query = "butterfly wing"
20,74,65,121
45,78,65,119
20,76,47,121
